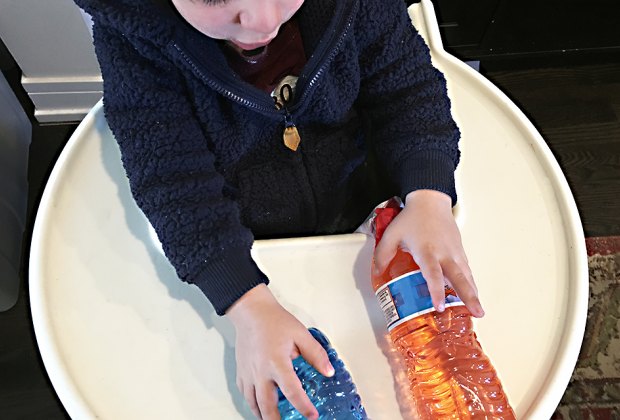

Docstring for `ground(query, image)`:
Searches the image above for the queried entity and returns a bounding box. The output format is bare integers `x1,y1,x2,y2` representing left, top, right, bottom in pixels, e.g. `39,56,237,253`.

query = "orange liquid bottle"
371,204,516,419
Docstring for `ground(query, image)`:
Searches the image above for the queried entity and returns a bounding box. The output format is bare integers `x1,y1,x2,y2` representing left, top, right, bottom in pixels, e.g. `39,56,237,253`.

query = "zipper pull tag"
283,125,301,151
283,111,300,151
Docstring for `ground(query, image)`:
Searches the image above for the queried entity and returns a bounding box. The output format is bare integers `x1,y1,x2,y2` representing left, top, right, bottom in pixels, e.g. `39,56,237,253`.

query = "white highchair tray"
30,1,588,419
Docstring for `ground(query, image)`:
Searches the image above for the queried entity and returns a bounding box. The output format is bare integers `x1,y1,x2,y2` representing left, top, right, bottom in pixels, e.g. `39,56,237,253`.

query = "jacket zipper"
281,2,357,151
172,44,275,116
289,3,357,114
171,1,357,151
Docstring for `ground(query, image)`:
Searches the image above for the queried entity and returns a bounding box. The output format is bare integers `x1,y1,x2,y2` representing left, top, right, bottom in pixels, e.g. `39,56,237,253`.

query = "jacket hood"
74,0,177,46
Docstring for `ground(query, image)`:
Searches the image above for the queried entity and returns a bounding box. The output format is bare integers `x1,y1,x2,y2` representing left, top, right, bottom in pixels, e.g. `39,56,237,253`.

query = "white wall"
0,0,103,122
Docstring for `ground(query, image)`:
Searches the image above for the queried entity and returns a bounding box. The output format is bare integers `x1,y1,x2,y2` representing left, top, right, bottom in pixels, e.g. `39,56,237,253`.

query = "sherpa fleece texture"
74,0,461,315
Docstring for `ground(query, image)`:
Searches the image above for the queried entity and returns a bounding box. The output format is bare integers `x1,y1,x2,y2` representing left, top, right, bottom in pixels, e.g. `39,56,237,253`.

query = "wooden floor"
0,62,619,418
483,63,620,237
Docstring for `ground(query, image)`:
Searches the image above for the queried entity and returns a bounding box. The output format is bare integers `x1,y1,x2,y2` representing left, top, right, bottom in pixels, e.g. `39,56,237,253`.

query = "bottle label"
375,270,465,331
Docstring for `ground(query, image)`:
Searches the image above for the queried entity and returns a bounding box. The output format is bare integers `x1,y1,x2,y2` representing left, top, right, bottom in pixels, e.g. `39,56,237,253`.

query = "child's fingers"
273,368,318,420
255,381,280,420
242,383,261,419
298,330,335,378
442,259,485,318
373,230,399,276
414,253,447,312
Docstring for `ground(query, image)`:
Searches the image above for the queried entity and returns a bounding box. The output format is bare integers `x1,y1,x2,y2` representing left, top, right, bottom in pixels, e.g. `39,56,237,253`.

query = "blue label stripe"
375,271,464,331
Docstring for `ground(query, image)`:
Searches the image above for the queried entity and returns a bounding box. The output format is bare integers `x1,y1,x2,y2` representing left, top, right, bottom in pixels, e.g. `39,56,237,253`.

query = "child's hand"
373,190,485,318
226,284,335,420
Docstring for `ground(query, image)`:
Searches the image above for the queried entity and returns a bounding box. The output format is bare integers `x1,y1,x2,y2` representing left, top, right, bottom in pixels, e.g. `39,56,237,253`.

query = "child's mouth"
230,39,273,51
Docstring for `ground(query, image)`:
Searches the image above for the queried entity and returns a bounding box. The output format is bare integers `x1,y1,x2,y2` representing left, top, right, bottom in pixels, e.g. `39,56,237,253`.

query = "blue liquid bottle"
277,328,368,420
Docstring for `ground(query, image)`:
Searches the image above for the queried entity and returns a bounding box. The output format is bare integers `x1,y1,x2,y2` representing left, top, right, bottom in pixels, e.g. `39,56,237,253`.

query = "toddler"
74,0,485,418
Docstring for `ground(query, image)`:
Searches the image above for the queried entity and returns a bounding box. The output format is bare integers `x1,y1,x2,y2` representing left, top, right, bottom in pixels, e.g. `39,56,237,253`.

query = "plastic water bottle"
277,328,368,420
370,201,516,419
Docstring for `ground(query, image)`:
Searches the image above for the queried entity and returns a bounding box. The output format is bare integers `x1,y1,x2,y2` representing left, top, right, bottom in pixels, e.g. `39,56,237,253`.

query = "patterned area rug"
553,237,620,419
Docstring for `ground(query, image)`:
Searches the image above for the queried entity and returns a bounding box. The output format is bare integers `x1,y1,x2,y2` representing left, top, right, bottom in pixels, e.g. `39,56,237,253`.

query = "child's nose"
239,5,282,35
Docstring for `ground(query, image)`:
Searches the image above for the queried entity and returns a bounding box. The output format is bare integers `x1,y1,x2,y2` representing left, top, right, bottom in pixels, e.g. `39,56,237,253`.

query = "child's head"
171,0,304,50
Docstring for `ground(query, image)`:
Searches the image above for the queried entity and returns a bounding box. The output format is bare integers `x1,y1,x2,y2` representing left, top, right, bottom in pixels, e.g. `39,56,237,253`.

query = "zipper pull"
283,112,300,151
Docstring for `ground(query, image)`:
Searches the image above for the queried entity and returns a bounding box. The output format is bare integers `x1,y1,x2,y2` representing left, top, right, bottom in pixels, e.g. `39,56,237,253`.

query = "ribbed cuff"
396,149,458,205
192,248,269,316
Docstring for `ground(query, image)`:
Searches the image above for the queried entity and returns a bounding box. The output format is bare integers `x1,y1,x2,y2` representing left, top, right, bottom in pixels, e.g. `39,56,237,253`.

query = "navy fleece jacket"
74,0,461,315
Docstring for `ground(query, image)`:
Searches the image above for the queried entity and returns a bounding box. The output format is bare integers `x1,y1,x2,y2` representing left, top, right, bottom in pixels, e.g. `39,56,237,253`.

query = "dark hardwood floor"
483,63,620,237
1,61,619,418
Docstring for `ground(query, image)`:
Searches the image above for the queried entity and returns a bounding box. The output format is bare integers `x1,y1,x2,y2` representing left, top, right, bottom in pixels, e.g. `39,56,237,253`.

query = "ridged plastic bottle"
277,328,368,420
371,204,516,419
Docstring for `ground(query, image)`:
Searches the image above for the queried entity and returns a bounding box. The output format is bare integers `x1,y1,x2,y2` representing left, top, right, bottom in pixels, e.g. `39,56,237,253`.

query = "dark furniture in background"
414,0,620,66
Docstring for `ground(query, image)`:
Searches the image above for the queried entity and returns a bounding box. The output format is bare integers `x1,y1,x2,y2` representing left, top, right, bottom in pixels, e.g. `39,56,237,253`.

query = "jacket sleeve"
355,0,461,204
90,19,267,315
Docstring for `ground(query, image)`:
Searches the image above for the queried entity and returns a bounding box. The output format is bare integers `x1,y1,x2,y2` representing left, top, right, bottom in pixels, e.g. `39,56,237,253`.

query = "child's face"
171,0,305,50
